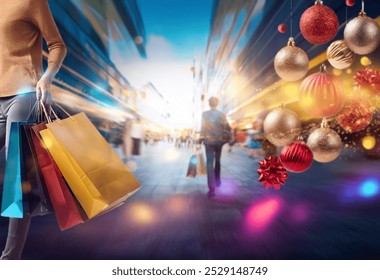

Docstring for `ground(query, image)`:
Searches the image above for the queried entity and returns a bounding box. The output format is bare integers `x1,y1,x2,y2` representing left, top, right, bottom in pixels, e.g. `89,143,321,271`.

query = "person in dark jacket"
200,97,231,198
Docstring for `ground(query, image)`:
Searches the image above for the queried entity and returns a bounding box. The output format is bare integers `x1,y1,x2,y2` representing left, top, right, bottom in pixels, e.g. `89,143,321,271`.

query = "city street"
1,142,379,260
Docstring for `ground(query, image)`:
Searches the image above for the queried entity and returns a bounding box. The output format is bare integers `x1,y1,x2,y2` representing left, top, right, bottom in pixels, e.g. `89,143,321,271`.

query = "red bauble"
257,156,288,190
299,64,345,118
346,0,355,7
280,141,313,173
278,23,287,33
336,97,373,133
300,1,339,45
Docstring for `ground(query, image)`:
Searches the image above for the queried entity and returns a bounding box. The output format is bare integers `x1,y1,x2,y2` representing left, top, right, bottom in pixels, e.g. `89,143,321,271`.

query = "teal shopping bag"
1,122,23,218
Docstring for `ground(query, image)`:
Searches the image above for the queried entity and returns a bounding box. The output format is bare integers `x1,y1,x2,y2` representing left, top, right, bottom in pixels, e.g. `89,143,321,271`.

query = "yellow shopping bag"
39,109,141,218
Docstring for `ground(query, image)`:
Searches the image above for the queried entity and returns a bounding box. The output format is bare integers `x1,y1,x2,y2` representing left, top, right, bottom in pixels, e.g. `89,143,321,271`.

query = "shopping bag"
1,122,23,218
186,155,197,178
21,123,53,216
31,122,85,230
39,110,141,218
196,152,207,176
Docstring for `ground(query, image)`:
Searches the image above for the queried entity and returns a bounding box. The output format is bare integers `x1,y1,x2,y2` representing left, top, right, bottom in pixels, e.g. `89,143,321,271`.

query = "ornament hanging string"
290,0,293,37
362,0,365,12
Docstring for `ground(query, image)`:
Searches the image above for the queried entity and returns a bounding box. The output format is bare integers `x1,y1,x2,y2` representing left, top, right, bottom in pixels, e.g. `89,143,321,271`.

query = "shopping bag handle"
26,101,40,122
40,101,75,123
40,101,52,123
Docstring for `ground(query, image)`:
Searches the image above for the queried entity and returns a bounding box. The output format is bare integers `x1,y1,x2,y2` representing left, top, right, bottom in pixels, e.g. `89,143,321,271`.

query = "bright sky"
117,0,214,128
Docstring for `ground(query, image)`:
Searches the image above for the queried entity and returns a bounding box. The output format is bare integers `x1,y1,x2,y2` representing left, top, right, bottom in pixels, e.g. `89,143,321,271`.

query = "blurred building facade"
46,0,147,123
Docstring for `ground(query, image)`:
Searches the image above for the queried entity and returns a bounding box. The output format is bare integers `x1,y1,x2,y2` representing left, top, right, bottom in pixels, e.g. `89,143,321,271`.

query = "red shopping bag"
31,122,85,230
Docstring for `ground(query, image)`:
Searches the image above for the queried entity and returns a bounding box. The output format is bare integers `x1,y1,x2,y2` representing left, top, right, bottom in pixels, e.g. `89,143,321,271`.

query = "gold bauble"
344,11,380,55
307,127,342,163
263,107,302,147
274,37,309,82
327,40,355,70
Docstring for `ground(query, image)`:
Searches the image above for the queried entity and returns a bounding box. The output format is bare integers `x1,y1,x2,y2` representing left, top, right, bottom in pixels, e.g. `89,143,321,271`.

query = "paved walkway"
0,142,379,259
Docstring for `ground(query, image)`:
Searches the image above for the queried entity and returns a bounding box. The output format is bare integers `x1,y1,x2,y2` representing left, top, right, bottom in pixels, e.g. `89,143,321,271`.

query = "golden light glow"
346,68,352,74
360,56,372,66
127,203,156,225
333,68,342,76
362,135,376,150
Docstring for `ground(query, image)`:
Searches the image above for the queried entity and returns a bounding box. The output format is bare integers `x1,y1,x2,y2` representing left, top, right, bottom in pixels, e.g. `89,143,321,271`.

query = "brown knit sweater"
0,0,67,97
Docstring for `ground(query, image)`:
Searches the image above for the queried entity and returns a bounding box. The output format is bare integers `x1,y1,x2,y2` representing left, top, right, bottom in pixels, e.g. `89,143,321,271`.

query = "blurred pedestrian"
130,118,144,156
200,97,231,198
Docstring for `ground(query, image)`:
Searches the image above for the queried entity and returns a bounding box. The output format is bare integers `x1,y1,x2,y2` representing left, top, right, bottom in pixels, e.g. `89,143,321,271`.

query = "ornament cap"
287,37,295,47
314,0,323,5
319,64,327,73
321,118,329,128
358,10,367,17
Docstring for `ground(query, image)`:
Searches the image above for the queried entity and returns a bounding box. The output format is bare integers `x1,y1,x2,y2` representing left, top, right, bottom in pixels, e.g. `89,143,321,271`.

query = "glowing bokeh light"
166,196,188,215
291,204,310,223
362,135,376,150
346,68,352,74
333,68,342,76
359,179,379,198
127,203,156,225
245,198,282,232
126,160,138,172
164,148,180,161
360,56,372,66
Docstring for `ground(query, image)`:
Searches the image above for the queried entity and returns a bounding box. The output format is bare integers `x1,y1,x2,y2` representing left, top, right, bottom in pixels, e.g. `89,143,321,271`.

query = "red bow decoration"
257,156,288,190
354,68,380,96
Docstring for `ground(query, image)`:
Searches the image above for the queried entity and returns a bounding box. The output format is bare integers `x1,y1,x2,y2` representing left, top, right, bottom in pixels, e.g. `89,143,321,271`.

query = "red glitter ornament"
300,0,339,45
346,0,355,7
278,23,287,33
280,141,313,173
299,64,346,118
354,68,380,96
257,156,288,190
336,97,373,133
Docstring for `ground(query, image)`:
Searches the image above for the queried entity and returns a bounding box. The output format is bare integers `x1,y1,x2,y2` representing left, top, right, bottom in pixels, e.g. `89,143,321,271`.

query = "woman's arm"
29,0,67,103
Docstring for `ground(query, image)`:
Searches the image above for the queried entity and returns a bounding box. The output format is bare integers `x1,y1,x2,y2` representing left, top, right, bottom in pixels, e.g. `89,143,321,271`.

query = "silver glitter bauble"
274,37,309,82
263,107,302,147
344,11,380,55
307,127,342,163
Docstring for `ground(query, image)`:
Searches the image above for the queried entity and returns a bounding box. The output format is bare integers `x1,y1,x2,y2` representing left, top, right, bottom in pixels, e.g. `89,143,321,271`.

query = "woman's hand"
36,74,53,105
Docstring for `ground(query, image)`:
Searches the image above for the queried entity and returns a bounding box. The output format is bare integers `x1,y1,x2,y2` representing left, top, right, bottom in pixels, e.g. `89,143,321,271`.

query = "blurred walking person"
130,118,144,156
200,97,231,198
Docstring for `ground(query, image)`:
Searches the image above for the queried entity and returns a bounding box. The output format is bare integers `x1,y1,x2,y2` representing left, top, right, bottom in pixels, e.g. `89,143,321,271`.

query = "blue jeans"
205,143,223,191
0,92,37,260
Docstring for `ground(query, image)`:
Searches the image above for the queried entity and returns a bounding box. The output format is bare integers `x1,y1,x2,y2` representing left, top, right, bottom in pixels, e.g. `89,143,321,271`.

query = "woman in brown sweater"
1,0,67,259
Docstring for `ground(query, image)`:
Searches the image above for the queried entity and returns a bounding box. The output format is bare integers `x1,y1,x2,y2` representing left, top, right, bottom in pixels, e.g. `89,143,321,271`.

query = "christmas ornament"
278,23,287,33
327,40,355,70
299,64,345,118
274,37,309,81
307,123,343,163
346,0,355,7
280,141,313,173
354,68,380,96
263,107,302,147
257,156,288,190
300,0,339,45
362,135,376,150
336,97,372,133
344,10,380,55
